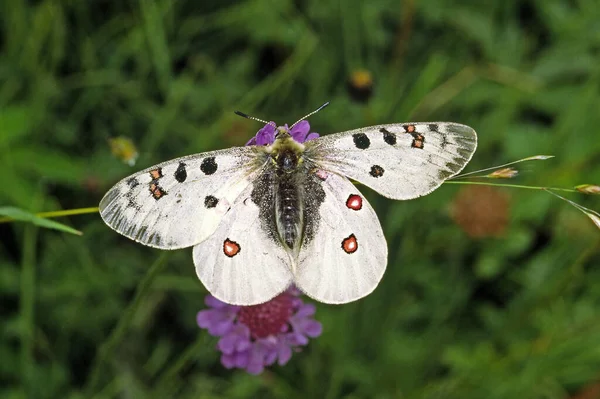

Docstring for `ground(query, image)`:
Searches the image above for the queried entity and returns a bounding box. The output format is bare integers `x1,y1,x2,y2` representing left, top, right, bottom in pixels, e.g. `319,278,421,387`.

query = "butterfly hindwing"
294,173,387,304
193,182,294,306
99,146,264,249
305,122,477,200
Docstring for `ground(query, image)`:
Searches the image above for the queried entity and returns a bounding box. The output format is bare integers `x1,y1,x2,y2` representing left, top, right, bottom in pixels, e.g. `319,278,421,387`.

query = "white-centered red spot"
341,234,358,254
223,238,241,258
346,194,363,211
149,168,162,180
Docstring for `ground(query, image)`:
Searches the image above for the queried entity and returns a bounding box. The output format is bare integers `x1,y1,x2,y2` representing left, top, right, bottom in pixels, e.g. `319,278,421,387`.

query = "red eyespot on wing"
341,234,358,254
223,238,241,258
346,194,363,211
149,168,163,180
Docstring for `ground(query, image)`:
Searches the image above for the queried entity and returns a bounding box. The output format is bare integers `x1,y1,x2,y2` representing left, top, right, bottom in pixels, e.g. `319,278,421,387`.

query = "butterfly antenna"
234,111,277,127
290,102,330,129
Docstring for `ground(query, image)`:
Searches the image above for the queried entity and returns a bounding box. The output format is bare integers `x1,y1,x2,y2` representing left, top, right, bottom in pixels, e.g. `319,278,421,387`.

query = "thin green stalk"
444,180,577,193
451,155,554,179
20,222,38,397
85,252,169,395
152,335,208,397
0,207,99,223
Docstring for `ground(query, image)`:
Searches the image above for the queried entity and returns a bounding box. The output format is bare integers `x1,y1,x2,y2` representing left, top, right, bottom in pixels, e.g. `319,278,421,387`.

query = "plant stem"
444,180,577,193
0,207,99,223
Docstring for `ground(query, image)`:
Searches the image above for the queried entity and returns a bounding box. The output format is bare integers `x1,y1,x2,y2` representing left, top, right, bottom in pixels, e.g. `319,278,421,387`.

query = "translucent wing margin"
305,122,477,200
99,146,265,249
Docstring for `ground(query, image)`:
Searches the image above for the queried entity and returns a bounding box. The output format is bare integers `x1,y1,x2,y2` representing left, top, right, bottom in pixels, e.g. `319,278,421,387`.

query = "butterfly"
99,110,477,306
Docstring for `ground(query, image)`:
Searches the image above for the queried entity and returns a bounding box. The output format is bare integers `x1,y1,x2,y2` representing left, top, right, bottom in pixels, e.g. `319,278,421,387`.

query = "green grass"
1,0,600,398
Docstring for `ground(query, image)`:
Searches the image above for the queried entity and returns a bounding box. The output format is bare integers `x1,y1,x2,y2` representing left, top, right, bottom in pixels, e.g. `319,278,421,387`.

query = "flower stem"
450,154,554,179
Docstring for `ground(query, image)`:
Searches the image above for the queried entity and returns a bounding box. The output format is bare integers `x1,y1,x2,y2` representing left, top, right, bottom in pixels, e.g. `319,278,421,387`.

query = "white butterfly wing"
305,122,477,200
99,147,264,249
294,173,387,304
193,183,294,306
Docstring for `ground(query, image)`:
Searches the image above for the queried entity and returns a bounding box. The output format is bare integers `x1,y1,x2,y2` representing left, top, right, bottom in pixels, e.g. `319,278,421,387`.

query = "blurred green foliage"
2,0,600,398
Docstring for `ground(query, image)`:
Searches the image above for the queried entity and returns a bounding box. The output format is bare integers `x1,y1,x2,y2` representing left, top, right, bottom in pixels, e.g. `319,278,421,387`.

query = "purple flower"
196,288,323,375
245,120,319,146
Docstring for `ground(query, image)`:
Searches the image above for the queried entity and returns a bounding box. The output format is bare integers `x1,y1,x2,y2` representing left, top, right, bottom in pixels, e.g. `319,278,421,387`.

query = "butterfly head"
274,125,292,140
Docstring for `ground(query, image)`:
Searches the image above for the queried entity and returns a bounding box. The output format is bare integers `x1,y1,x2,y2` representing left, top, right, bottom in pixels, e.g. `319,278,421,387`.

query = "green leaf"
0,207,82,235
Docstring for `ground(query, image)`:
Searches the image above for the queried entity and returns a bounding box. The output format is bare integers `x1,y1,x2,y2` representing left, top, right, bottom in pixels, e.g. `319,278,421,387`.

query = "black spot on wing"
427,124,439,132
380,128,396,145
369,165,385,178
126,197,140,209
175,162,187,182
352,133,370,149
440,134,449,149
204,195,219,208
200,157,218,175
127,178,140,189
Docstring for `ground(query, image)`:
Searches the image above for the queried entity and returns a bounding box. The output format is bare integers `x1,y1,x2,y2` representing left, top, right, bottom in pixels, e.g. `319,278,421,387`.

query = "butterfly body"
100,121,477,305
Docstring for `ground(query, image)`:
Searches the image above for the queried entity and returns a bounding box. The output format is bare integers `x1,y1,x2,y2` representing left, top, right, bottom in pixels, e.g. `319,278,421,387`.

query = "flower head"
197,288,322,374
245,120,319,146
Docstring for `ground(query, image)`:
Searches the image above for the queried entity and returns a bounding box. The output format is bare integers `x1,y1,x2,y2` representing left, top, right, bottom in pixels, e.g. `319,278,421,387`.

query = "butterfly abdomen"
274,149,304,250
275,176,303,250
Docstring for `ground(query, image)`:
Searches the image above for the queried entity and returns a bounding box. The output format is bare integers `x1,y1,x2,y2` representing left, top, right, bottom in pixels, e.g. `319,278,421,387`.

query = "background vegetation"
2,0,600,398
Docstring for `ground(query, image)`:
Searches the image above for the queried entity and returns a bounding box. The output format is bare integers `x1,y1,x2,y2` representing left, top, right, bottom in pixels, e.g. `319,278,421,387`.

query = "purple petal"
300,319,322,338
305,132,319,141
245,347,266,375
291,120,310,137
217,324,251,354
294,303,316,318
264,350,278,366
205,295,235,310
236,337,251,352
290,316,322,339
254,123,277,146
245,123,277,146
196,309,236,336
221,353,237,369
277,341,293,365
287,331,309,346
233,351,250,368
221,351,250,369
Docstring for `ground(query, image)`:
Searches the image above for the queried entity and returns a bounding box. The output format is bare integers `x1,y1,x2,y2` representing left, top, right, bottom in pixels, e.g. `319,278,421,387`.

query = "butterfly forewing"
305,122,477,200
99,146,264,249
